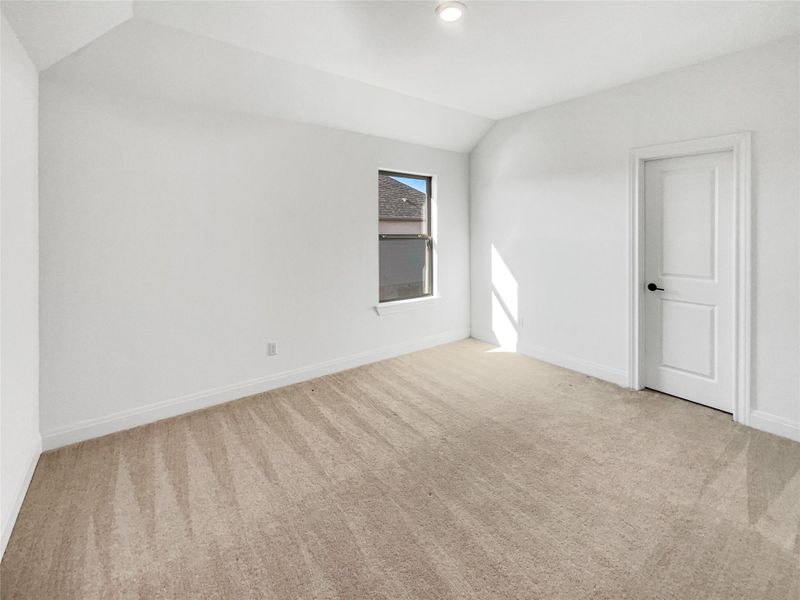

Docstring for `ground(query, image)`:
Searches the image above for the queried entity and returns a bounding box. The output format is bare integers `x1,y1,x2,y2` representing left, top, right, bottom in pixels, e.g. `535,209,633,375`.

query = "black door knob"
647,283,664,291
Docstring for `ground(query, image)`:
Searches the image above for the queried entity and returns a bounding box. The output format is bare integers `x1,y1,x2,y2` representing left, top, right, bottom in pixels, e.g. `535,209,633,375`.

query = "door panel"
644,151,734,413
661,169,716,279
660,300,715,378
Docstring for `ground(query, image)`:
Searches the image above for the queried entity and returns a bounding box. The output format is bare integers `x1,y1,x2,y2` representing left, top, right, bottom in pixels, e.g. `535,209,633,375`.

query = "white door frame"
628,132,752,424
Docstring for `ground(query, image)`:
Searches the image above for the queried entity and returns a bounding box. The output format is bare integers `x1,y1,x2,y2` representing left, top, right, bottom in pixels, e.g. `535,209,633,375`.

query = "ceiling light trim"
435,1,466,23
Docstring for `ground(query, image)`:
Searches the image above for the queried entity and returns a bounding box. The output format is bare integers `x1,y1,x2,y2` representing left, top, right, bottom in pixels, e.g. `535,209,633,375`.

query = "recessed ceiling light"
436,1,466,23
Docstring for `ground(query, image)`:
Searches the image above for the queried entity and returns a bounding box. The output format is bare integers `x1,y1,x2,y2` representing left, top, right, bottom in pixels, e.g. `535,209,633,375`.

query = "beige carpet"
2,339,799,599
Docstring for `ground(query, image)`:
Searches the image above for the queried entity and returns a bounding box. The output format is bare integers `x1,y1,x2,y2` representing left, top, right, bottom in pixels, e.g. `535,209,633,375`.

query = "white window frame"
375,169,439,315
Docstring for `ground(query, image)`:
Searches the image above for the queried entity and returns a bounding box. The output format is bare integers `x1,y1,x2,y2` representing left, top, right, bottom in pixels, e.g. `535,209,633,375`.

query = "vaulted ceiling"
3,1,798,152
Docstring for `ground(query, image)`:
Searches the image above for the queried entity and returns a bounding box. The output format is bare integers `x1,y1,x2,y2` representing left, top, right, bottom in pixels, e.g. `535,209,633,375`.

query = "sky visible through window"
391,176,426,193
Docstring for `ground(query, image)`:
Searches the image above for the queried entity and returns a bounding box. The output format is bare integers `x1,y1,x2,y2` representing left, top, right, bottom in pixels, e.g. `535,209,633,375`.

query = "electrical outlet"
267,342,278,356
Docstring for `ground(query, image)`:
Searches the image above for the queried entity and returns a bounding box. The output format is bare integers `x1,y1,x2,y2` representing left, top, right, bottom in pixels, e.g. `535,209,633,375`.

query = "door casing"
628,132,752,425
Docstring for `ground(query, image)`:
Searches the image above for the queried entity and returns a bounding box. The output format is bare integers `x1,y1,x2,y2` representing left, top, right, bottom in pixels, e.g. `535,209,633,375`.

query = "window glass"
378,172,432,302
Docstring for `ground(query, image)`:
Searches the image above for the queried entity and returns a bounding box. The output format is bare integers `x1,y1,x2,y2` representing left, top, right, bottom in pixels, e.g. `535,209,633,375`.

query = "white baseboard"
515,344,800,444
517,341,630,387
1,436,41,559
749,410,800,443
42,329,469,451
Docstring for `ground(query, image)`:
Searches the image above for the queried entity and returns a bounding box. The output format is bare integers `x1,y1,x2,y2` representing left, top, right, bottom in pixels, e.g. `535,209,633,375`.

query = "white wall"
470,36,800,440
1,15,41,555
39,81,470,448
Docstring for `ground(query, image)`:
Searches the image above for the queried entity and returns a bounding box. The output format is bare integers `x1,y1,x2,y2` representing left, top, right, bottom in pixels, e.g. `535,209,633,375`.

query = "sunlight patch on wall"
490,244,518,351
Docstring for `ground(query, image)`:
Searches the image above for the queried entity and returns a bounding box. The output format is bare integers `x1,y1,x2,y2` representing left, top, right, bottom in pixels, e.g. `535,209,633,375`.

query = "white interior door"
644,151,734,413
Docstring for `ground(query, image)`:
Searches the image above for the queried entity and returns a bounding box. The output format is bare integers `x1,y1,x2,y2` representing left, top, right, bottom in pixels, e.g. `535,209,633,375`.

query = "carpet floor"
2,339,799,599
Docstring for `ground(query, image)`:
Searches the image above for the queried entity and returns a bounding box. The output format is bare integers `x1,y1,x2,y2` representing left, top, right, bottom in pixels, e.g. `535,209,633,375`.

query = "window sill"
375,295,441,316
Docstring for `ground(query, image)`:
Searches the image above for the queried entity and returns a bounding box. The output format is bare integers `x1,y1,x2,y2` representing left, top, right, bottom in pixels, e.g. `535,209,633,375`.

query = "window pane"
379,238,430,302
378,171,432,303
378,174,427,235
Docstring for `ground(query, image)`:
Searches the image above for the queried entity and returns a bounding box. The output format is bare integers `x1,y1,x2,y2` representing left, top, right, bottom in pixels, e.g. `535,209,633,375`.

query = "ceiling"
133,1,800,120
1,0,131,70
3,1,798,151
38,17,493,153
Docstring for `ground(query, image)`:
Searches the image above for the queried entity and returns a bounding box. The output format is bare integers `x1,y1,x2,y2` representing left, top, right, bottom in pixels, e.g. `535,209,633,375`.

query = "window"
378,171,433,302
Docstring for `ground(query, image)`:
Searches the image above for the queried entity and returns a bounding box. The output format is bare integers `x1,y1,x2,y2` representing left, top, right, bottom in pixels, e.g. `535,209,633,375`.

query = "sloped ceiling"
134,1,800,120
1,0,132,70
2,1,799,152
41,18,492,153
